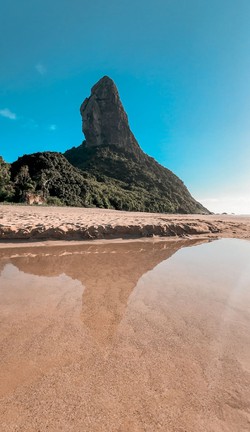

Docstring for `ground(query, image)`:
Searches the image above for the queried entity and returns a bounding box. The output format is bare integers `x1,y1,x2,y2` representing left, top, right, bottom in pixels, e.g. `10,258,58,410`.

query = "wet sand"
0,204,250,241
0,239,250,431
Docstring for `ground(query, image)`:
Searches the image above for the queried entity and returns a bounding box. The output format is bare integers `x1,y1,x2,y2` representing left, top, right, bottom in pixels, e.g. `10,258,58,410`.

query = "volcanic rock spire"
80,76,141,155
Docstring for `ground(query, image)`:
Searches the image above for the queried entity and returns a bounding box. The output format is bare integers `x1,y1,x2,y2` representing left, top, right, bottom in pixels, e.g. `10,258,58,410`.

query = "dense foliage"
0,144,208,213
0,157,14,201
9,152,167,211
64,142,208,213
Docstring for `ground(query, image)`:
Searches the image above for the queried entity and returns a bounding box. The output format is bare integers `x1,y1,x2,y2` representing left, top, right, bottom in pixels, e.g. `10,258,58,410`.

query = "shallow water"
0,238,250,431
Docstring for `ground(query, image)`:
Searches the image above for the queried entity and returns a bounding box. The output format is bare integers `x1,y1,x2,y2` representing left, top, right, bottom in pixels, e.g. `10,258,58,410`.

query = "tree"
14,165,35,201
0,156,14,201
34,169,54,199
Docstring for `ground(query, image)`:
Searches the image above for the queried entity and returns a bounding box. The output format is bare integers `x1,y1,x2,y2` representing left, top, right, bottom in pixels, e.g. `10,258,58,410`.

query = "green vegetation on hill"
0,148,208,213
0,149,204,213
7,152,170,211
10,152,111,207
64,142,208,213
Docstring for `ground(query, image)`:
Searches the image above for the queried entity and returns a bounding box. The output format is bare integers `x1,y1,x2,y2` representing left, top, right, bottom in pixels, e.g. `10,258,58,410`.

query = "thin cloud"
199,196,250,215
35,63,47,75
22,118,39,129
49,124,57,131
0,108,17,120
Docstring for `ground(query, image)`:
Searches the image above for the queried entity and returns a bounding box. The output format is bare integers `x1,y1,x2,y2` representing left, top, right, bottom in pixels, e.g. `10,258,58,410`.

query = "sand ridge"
0,205,250,242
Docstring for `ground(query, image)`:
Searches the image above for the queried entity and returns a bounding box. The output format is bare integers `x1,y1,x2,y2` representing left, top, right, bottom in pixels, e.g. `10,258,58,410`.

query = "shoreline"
0,205,249,246
0,236,214,249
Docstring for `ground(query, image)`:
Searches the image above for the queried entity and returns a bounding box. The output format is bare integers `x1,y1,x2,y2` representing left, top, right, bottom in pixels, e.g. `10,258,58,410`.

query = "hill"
1,76,209,213
64,76,208,213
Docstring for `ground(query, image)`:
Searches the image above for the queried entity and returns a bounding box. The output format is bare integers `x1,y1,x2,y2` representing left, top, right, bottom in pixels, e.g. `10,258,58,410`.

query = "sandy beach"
1,208,249,431
0,205,250,243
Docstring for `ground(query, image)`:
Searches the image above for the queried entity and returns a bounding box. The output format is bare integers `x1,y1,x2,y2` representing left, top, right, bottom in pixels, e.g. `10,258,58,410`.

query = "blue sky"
0,0,250,213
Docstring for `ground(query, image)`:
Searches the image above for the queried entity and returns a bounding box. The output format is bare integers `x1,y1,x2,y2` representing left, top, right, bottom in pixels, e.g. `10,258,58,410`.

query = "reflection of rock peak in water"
0,240,204,345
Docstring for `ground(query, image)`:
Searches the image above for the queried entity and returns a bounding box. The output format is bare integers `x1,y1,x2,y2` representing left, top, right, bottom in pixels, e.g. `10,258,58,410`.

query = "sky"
0,0,250,214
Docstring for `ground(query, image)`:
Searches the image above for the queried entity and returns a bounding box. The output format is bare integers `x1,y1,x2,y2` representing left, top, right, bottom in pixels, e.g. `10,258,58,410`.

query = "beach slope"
0,205,249,242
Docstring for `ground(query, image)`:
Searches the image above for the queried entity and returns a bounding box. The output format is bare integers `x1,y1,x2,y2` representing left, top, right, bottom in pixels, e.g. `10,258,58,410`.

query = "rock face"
80,76,141,155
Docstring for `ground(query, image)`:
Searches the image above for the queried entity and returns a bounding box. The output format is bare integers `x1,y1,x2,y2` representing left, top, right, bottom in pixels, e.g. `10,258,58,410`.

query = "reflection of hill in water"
0,240,204,344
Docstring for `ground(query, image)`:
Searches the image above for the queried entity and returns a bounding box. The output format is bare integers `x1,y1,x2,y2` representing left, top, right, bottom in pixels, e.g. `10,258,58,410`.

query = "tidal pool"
0,238,249,431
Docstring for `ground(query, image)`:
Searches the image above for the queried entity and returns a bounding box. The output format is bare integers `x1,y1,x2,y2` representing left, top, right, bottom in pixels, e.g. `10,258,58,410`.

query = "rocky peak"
80,76,141,155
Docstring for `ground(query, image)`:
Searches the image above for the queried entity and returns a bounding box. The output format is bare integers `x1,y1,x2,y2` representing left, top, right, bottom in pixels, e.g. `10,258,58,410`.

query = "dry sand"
0,204,250,242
